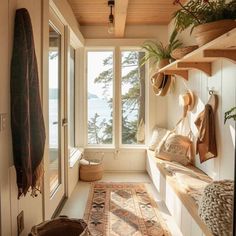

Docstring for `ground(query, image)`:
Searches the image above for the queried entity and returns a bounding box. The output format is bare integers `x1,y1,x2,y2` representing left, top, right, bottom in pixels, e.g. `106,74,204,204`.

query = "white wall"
0,1,12,235
0,1,44,235
0,0,84,235
166,23,236,180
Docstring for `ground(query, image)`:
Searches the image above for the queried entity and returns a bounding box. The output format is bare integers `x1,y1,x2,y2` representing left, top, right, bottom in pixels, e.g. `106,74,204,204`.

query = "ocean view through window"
121,50,146,145
87,51,114,145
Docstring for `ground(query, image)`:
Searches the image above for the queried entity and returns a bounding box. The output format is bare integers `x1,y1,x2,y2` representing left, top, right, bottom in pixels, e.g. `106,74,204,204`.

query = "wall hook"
209,90,214,95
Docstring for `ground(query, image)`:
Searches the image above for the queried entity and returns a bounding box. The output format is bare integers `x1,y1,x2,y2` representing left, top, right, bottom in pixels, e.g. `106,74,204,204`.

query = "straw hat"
151,72,171,96
179,90,195,111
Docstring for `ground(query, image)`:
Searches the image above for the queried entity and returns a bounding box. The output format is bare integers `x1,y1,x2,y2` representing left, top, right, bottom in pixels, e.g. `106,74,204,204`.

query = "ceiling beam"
115,0,129,38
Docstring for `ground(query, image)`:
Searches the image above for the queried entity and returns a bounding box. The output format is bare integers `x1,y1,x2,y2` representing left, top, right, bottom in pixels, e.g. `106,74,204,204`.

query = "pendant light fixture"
108,0,115,34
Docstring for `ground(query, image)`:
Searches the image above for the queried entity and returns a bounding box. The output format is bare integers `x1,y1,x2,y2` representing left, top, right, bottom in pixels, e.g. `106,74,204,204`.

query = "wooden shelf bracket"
164,70,188,81
203,49,236,63
177,62,212,76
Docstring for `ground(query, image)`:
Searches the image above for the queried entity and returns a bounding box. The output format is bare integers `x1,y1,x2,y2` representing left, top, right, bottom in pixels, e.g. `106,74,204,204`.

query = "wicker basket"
79,155,104,182
171,45,198,60
193,19,236,47
29,216,89,236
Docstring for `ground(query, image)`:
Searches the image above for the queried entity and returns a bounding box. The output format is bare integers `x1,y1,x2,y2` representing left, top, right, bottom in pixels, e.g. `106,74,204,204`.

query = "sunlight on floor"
60,172,183,236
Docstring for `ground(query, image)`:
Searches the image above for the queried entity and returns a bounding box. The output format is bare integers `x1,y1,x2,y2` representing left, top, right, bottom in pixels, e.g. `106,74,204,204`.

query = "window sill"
69,148,84,168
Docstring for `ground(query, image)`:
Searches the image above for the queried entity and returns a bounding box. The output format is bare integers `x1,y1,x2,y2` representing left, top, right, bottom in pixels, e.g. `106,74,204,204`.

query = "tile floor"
60,171,182,236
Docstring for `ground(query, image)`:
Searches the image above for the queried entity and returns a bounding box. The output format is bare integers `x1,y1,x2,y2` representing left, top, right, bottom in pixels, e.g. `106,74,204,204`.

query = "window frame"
84,46,149,149
68,45,76,150
67,29,83,167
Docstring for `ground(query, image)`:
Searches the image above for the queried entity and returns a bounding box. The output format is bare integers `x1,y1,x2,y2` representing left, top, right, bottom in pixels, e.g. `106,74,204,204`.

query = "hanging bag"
155,117,194,166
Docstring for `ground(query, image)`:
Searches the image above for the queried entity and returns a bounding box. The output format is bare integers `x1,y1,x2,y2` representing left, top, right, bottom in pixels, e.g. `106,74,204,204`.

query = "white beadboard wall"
166,59,236,180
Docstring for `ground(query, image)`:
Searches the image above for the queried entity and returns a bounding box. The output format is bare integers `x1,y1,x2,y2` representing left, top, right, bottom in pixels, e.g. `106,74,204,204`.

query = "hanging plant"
140,29,182,68
173,0,236,33
173,0,236,46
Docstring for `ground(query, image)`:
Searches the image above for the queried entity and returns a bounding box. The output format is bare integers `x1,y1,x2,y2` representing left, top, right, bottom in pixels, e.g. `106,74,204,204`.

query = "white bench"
146,150,213,236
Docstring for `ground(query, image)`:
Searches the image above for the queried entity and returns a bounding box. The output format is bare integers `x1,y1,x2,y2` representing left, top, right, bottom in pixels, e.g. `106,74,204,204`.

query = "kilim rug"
83,182,171,236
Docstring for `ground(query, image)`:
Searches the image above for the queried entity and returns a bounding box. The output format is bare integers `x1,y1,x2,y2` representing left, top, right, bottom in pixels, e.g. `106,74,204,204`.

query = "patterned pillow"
148,126,169,151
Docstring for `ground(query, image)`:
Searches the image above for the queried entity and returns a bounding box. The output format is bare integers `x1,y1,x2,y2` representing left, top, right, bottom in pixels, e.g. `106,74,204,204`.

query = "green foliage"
88,51,145,145
93,54,113,95
88,113,113,144
140,29,182,66
224,107,236,124
122,117,138,144
173,0,236,32
88,113,105,144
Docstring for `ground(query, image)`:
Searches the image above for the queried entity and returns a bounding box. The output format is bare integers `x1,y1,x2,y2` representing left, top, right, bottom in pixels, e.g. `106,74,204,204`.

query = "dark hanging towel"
10,8,46,198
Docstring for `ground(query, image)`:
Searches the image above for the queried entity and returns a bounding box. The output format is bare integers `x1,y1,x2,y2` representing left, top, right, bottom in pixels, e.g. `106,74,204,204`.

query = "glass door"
44,9,66,218
49,24,62,196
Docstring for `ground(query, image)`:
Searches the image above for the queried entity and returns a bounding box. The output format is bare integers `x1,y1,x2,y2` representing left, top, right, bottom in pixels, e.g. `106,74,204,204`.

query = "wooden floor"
60,172,183,236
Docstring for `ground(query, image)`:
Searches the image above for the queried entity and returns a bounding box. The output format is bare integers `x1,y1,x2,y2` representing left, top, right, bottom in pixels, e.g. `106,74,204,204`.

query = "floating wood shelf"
159,28,236,80
164,69,189,81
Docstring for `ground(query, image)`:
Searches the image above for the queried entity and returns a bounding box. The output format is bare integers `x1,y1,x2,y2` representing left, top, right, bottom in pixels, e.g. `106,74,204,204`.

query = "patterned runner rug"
84,182,171,236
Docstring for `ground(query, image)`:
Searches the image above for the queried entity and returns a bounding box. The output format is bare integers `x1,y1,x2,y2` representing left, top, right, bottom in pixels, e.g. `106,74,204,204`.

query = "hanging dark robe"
10,8,46,198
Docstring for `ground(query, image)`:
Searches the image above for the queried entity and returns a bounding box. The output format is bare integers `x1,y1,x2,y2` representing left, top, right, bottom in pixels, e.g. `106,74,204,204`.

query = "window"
121,50,146,145
86,49,146,147
68,46,76,151
87,51,114,145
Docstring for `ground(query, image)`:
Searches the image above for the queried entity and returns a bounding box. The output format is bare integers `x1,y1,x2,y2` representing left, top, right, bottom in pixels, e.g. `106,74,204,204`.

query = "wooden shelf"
159,28,236,80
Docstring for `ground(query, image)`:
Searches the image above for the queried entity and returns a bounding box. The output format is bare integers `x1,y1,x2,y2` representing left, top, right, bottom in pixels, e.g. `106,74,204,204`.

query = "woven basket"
193,20,236,47
158,59,169,69
79,155,104,182
171,45,198,60
29,216,89,236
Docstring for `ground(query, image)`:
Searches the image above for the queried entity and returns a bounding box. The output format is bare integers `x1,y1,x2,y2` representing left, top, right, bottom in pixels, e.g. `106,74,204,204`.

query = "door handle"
62,118,68,127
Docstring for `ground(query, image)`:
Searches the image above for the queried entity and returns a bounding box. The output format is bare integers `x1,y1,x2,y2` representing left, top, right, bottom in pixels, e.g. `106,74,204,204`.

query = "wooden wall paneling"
67,0,108,25
67,0,183,27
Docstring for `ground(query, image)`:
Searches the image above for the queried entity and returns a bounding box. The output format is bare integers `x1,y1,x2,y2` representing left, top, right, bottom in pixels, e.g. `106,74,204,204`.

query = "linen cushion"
148,126,169,151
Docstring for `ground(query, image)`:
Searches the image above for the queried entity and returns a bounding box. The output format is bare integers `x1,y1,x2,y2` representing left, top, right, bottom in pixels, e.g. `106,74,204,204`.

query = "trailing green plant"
173,0,236,33
140,29,182,66
224,106,236,124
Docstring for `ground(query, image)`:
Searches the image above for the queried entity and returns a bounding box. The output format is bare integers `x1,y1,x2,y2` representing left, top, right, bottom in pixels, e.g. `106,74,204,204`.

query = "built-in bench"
146,150,213,236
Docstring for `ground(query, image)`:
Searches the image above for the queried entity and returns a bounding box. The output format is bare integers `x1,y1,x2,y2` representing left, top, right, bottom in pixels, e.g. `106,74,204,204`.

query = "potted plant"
141,29,182,69
173,0,236,46
224,107,236,123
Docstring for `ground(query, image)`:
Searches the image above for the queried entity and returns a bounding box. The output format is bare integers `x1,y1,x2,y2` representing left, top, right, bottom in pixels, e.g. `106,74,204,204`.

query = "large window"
86,49,146,146
121,50,145,145
87,51,114,145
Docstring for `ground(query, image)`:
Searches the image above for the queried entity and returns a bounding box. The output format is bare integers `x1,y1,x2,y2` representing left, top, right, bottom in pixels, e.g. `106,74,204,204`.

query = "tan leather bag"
155,118,194,166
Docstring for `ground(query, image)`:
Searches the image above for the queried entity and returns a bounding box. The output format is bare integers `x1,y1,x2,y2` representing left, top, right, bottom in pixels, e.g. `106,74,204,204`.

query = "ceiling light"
108,0,115,34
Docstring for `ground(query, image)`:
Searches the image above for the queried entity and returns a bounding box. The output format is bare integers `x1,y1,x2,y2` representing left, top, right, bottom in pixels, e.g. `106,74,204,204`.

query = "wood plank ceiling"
67,0,182,37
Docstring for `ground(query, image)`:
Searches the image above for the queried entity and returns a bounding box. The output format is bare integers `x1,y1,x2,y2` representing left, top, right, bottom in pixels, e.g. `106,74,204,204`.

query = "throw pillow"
148,126,169,151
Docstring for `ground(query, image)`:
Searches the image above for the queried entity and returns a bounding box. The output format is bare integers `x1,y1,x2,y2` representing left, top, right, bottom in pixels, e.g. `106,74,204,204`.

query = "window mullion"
114,46,121,149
